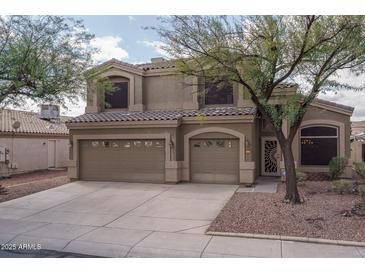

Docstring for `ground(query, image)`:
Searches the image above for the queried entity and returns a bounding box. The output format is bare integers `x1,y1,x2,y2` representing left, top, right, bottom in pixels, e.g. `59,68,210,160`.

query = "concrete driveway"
0,181,364,258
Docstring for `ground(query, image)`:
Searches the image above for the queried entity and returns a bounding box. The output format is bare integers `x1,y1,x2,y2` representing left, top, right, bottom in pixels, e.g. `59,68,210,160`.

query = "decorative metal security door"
261,137,281,176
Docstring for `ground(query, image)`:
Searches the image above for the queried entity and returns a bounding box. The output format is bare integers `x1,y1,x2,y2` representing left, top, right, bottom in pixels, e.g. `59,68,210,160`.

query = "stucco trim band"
182,126,255,185
71,133,172,181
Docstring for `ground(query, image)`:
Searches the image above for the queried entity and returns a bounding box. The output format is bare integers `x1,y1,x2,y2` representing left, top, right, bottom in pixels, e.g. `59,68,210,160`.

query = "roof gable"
311,98,354,116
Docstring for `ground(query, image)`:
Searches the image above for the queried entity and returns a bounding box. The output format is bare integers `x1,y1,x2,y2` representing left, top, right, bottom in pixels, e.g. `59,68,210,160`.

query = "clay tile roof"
68,106,257,124
89,58,143,73
0,109,69,135
90,58,177,73
136,61,176,71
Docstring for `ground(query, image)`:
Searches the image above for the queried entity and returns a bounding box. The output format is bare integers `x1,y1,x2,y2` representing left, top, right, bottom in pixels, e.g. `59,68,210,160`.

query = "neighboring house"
351,121,365,163
66,58,354,185
0,107,69,176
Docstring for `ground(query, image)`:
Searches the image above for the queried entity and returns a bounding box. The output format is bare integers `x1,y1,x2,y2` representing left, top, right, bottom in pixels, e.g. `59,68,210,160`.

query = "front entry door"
261,137,281,176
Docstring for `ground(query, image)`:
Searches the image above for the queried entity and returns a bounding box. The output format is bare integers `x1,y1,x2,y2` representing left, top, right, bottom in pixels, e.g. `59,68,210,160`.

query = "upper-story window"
105,82,128,109
204,81,233,105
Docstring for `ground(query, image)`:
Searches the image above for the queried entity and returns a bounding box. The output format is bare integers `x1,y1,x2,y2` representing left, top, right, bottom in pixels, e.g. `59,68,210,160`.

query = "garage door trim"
190,138,239,184
79,139,165,182
72,133,172,179
182,127,246,183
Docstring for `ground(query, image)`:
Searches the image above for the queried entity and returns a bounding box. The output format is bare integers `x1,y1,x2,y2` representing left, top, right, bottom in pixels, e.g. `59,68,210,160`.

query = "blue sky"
67,15,365,120
9,15,365,120
13,16,170,116
76,15,166,64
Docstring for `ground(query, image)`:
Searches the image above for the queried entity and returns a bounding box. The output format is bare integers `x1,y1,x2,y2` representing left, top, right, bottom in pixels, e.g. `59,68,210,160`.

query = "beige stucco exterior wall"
178,122,257,184
0,136,68,175
351,122,365,163
78,63,354,181
351,141,364,163
292,105,352,176
256,105,352,177
85,65,199,113
85,67,145,113
352,121,365,135
68,119,257,185
178,123,254,161
143,74,199,111
68,126,178,181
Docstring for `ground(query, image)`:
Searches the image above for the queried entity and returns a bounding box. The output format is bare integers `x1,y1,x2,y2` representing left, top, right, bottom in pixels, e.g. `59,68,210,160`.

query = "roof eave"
311,100,354,116
85,59,144,77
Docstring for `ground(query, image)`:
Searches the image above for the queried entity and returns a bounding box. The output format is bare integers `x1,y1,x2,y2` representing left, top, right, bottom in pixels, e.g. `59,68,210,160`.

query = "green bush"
296,171,307,184
354,162,365,178
360,185,365,211
296,171,307,181
331,179,353,194
329,157,348,180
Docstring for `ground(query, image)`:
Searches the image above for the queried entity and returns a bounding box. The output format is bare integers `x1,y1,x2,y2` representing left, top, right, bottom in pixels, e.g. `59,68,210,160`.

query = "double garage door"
190,139,239,184
79,138,239,184
79,139,165,183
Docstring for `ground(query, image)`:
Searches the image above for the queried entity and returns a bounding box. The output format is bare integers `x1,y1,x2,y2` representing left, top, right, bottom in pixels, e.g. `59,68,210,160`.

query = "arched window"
300,126,338,166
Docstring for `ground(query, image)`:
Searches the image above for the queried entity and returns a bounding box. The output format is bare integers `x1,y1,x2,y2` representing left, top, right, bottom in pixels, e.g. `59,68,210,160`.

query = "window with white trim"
300,126,338,166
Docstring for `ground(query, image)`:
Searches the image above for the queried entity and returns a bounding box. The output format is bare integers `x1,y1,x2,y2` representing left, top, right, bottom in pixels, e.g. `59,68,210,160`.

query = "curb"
206,231,365,247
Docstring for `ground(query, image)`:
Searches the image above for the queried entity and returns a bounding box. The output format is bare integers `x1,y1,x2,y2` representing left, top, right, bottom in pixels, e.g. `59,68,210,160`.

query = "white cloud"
8,96,86,117
90,36,129,63
318,70,365,121
319,90,365,121
128,16,136,21
0,15,9,21
138,40,170,57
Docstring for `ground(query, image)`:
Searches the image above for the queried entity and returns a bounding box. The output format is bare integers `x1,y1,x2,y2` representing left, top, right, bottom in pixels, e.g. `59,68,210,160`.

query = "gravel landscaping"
0,169,69,203
208,180,365,242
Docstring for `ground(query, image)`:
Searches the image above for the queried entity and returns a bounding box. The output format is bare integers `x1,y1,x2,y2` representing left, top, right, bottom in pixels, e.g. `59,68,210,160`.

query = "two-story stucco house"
66,58,354,185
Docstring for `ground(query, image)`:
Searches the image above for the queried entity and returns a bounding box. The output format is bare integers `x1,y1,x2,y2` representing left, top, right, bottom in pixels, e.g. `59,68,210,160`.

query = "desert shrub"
329,157,348,180
296,171,307,181
331,179,353,194
296,171,307,185
354,162,365,178
360,185,365,211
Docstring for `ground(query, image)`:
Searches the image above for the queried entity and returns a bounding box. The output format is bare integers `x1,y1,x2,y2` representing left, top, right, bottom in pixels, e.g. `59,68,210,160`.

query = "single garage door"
190,139,239,184
79,139,165,183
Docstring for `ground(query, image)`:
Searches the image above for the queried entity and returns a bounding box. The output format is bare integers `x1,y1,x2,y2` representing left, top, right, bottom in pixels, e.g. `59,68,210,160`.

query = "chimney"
151,57,165,63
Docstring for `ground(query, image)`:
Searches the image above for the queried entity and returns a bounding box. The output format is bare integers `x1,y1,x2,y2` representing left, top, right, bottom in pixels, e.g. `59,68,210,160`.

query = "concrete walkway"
236,176,280,193
0,181,363,258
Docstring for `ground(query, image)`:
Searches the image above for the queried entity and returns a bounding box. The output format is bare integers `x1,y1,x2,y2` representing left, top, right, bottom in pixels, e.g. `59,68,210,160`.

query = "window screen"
105,82,128,109
300,126,338,166
205,81,233,105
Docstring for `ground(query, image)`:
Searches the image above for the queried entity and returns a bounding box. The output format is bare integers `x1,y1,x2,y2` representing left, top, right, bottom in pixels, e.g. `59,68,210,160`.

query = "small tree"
0,15,94,107
156,16,365,203
0,16,94,190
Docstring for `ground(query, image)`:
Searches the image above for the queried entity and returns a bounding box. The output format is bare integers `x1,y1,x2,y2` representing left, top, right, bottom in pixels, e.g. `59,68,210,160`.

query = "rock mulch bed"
208,180,365,242
0,169,69,203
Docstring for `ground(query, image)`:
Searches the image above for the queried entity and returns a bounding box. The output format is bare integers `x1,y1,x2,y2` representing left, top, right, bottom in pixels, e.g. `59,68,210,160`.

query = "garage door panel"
80,139,165,183
192,173,237,184
190,139,239,184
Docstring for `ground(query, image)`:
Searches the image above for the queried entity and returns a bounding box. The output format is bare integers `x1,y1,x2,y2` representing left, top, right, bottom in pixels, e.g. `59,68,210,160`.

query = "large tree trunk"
280,140,301,204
